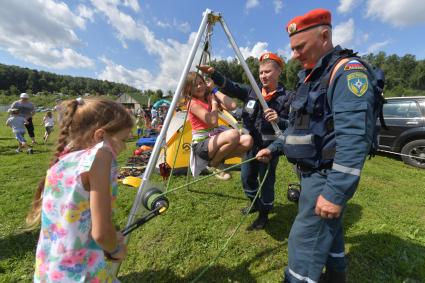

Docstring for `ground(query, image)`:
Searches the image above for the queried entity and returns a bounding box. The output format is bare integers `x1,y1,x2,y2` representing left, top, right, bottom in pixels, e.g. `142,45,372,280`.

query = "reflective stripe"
329,252,345,258
259,199,273,206
288,268,317,283
244,189,257,193
286,134,314,145
262,135,277,141
332,163,361,176
277,134,286,142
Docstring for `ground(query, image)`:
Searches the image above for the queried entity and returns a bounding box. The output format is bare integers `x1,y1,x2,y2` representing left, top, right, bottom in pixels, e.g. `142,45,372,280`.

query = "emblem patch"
288,23,297,34
347,72,368,97
344,60,366,71
245,99,256,114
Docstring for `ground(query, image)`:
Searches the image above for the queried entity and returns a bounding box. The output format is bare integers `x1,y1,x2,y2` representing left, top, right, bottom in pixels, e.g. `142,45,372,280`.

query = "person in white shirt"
6,108,33,153
43,111,55,142
11,93,36,144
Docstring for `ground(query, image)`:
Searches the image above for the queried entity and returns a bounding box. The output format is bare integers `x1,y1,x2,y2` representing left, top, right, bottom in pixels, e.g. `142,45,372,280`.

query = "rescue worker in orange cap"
256,8,385,283
198,52,293,231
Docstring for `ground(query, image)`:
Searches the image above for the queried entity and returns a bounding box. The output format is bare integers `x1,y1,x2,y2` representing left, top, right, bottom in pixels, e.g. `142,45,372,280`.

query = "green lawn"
0,112,424,283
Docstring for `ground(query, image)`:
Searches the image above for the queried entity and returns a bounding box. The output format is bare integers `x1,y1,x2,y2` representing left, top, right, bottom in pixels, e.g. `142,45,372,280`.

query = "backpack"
330,55,386,158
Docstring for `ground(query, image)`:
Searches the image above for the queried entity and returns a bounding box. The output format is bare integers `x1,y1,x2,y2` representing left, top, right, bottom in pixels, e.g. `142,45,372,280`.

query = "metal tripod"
111,8,283,276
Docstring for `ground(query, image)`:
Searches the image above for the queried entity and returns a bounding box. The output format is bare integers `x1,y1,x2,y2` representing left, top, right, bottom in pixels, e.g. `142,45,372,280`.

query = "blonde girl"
43,111,54,142
184,72,253,177
27,98,134,282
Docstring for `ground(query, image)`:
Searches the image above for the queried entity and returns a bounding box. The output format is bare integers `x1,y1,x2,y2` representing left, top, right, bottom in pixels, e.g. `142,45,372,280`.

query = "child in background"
26,98,134,282
6,108,33,154
43,111,55,142
183,72,253,179
135,113,146,138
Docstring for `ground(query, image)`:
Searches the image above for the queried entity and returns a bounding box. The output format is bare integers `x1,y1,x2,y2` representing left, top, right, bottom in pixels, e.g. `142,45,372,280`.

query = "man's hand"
197,65,215,75
264,108,279,123
256,148,272,163
315,195,342,219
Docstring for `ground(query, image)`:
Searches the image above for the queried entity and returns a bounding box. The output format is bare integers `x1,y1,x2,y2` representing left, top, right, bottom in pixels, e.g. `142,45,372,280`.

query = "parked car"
378,96,425,168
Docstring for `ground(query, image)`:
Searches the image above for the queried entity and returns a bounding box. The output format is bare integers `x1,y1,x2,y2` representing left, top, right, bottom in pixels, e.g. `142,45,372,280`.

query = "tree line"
211,52,425,97
0,63,141,97
0,51,424,100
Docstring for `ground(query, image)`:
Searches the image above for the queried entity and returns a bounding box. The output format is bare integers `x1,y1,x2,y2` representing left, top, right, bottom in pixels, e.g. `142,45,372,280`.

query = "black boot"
247,211,268,231
327,270,346,283
319,269,346,283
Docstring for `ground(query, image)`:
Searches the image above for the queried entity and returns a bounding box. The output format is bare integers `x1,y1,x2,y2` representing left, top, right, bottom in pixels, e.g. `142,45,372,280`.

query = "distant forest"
211,52,425,97
0,51,424,100
0,63,143,97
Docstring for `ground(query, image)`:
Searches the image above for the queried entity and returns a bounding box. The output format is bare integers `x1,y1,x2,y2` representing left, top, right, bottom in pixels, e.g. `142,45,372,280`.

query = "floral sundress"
34,141,119,283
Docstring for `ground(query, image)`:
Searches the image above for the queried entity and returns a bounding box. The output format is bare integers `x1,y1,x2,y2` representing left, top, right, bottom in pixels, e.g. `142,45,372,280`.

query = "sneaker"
246,211,268,231
215,170,231,181
206,166,232,181
27,148,34,154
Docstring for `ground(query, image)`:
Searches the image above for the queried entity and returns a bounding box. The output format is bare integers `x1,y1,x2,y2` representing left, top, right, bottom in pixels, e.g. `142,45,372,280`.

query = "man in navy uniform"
256,8,384,283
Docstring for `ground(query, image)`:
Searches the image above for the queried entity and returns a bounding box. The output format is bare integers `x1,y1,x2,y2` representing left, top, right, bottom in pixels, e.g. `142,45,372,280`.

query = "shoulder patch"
344,60,366,71
347,72,368,97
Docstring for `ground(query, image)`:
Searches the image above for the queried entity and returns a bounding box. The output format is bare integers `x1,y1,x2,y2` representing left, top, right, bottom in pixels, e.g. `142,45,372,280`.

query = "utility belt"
296,162,332,173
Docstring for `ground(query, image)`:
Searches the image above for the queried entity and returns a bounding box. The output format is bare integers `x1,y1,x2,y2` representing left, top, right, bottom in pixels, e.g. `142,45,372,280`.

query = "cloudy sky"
0,0,424,92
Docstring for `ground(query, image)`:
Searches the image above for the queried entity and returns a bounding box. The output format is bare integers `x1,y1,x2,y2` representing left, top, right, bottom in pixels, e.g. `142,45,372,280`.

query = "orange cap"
286,8,332,37
259,52,284,68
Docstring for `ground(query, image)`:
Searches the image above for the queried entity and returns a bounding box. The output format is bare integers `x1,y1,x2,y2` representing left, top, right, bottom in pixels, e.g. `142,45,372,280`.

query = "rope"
377,149,425,161
160,157,257,197
165,105,191,191
190,163,270,283
165,26,214,191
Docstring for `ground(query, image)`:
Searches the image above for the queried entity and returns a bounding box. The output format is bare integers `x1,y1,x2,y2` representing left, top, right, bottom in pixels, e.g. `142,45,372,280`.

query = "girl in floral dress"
26,98,134,282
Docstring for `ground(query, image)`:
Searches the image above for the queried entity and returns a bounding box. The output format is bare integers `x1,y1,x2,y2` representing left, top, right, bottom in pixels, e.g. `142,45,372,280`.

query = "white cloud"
156,20,171,29
17,44,94,69
246,0,260,10
367,40,390,54
156,18,191,33
98,57,154,89
240,42,269,59
177,21,191,33
91,0,199,90
366,0,425,26
332,19,355,48
277,44,292,61
337,0,359,13
0,1,94,69
273,0,283,14
123,0,140,12
77,4,95,22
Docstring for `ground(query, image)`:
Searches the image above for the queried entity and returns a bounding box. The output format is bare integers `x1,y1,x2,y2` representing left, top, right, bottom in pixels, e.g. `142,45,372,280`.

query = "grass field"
0,112,424,283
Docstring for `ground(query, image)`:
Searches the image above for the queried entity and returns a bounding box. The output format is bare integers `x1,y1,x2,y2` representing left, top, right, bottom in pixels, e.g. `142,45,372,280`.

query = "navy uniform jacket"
268,46,377,205
210,71,292,148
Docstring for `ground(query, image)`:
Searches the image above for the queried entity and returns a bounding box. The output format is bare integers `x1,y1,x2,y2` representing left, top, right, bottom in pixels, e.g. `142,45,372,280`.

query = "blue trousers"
284,170,347,283
241,146,279,213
